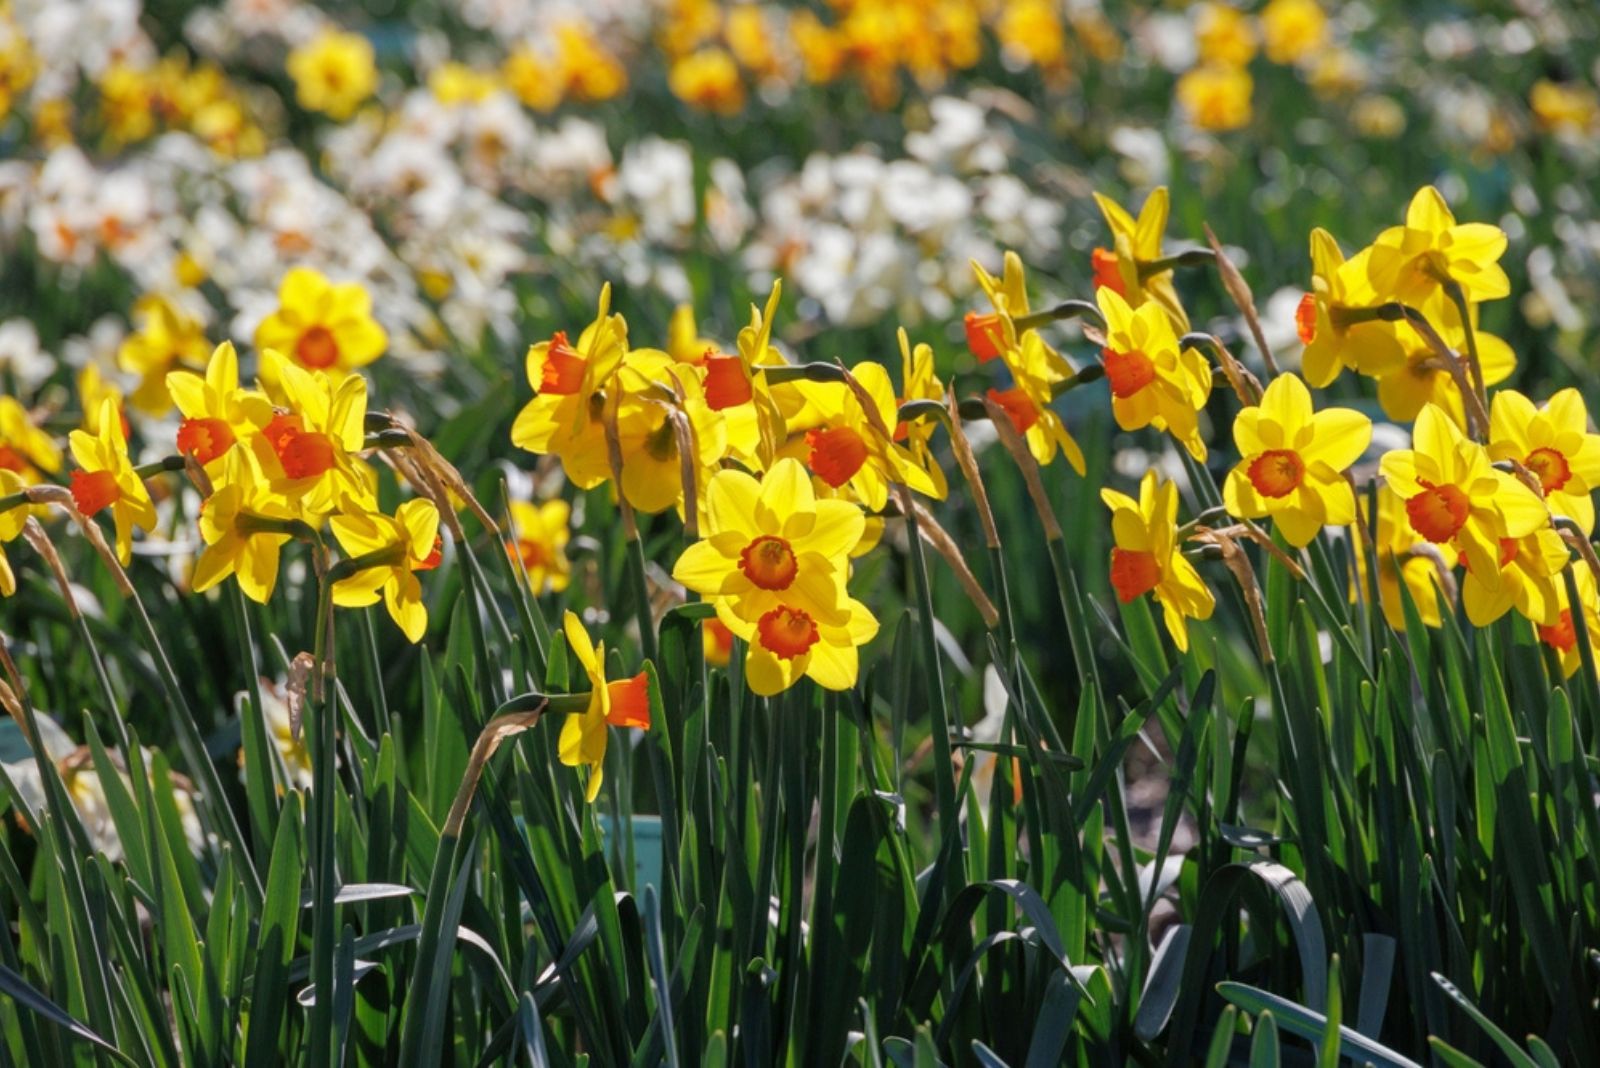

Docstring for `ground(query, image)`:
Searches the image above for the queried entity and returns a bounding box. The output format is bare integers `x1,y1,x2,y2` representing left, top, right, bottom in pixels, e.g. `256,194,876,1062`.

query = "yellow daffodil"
68,399,157,565
330,499,443,643
1354,484,1459,631
1195,3,1257,67
671,459,878,695
1177,64,1254,133
191,449,298,604
117,294,211,415
1091,186,1191,333
558,611,651,802
1102,471,1214,652
286,29,378,121
0,395,63,482
701,282,788,470
1538,563,1600,678
1459,525,1567,628
252,349,374,518
1260,0,1328,66
1378,403,1548,581
666,303,716,365
1096,287,1212,461
702,617,735,667
1223,373,1369,547
255,267,387,384
780,363,943,511
1367,186,1510,306
894,329,950,497
166,341,271,475
506,498,571,595
1296,228,1406,387
428,62,501,105
77,365,128,440
1488,388,1600,534
0,470,26,596
612,349,728,515
511,285,630,490
988,332,1087,474
966,251,1043,365
669,48,745,114
1373,292,1515,426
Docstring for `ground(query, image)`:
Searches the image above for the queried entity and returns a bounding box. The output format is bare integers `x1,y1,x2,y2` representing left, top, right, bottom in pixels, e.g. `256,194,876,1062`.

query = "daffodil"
1488,388,1600,534
191,449,299,604
1195,3,1258,67
965,251,1040,364
1378,403,1548,581
68,398,158,565
1096,287,1212,461
77,364,128,439
1091,186,1191,332
1538,563,1600,678
1176,64,1254,133
254,267,387,383
1459,526,1567,628
166,341,271,475
286,29,378,121
988,332,1087,474
558,611,651,802
1260,0,1328,66
511,285,630,489
666,303,717,365
894,329,950,497
780,362,943,511
0,395,63,482
117,294,211,415
1102,471,1214,652
1296,228,1406,387
252,349,374,518
1366,186,1510,306
330,499,444,643
702,617,735,667
701,282,789,470
1373,293,1515,425
671,459,878,695
0,469,26,596
1354,484,1458,631
1223,373,1369,547
506,498,571,595
612,349,728,515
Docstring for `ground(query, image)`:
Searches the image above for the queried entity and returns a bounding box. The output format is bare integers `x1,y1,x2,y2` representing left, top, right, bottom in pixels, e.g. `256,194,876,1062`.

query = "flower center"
295,325,341,370
514,537,547,570
1102,347,1156,399
1404,479,1470,543
1109,547,1162,604
176,417,236,465
0,444,25,473
1092,247,1125,295
703,352,753,410
986,386,1040,435
412,536,444,571
1247,449,1305,498
1539,609,1577,654
265,412,337,479
757,604,820,660
1461,536,1518,575
70,469,121,517
538,331,586,395
806,426,869,488
605,672,652,728
963,311,1004,362
1525,446,1571,494
739,535,798,591
1295,293,1318,345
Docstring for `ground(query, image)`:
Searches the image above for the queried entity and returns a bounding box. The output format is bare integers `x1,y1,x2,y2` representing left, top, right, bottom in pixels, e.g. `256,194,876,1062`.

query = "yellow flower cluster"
1180,0,1330,131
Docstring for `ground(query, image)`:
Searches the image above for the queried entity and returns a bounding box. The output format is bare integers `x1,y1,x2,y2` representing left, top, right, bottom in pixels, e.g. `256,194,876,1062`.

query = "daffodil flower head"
0,469,27,597
1367,186,1510,306
1377,403,1548,584
286,29,379,121
1373,291,1515,426
1459,525,1568,628
671,458,878,695
255,267,387,384
506,498,572,595
1101,470,1214,652
558,611,651,802
67,398,157,565
988,332,1087,475
167,341,272,474
1297,228,1406,387
1538,562,1600,679
1091,186,1191,333
0,394,63,482
117,294,211,415
1488,388,1600,535
710,280,790,469
1223,373,1370,547
894,329,950,496
964,251,1031,363
612,349,729,516
1096,286,1213,461
1354,484,1459,631
192,447,297,604
253,349,374,519
511,284,630,489
330,498,444,643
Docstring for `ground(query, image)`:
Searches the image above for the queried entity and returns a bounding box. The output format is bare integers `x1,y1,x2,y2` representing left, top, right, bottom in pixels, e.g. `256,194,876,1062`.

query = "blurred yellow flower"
429,61,500,105
506,499,571,595
1530,79,1599,136
1260,0,1328,66
331,499,443,643
287,29,378,121
1102,471,1214,652
254,267,387,383
1195,4,1257,68
1223,373,1369,547
68,399,158,565
117,295,211,415
0,396,61,483
0,470,26,597
558,611,651,802
669,48,745,114
1177,64,1253,132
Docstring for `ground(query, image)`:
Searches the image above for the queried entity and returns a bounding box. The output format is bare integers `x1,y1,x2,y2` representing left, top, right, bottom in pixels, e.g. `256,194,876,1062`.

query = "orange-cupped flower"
1092,247,1125,295
1525,447,1571,493
703,351,754,409
806,426,869,488
757,604,821,660
605,672,652,729
987,387,1040,435
538,332,587,395
1405,479,1471,543
964,311,1004,362
413,535,444,571
1247,449,1305,498
70,469,121,517
1294,292,1317,344
1102,347,1156,399
1110,547,1161,603
177,417,236,465
295,325,341,370
739,535,799,590
1539,610,1577,654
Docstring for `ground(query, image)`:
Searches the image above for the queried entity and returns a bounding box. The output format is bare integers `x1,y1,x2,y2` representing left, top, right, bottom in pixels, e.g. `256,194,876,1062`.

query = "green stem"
1439,277,1489,418
132,455,187,480
307,571,338,1066
230,582,279,858
1013,299,1105,333
627,533,659,667
902,497,960,850
1138,248,1217,278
